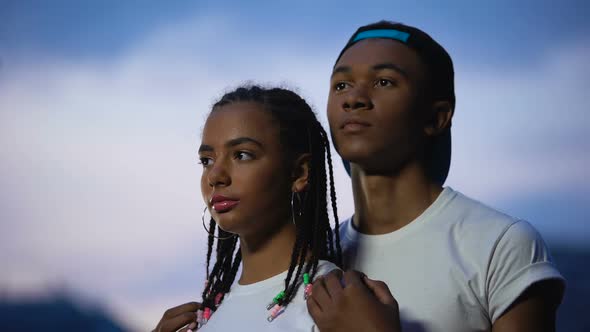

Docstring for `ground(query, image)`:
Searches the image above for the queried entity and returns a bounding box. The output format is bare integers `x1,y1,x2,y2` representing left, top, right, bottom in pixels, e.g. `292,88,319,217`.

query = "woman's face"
198,102,293,237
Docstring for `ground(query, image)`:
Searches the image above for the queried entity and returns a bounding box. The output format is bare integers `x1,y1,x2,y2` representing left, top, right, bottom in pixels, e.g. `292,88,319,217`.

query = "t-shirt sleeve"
486,220,565,322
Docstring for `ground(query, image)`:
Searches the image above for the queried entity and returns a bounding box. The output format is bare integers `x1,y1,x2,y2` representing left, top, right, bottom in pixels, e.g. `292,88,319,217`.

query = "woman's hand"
153,302,201,332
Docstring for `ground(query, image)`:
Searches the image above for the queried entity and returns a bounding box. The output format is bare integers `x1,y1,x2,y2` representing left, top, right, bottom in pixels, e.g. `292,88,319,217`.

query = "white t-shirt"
340,187,564,332
199,260,338,332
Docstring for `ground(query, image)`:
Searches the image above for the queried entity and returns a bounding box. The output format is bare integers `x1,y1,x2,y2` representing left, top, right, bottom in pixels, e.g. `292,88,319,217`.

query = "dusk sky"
1,1,588,330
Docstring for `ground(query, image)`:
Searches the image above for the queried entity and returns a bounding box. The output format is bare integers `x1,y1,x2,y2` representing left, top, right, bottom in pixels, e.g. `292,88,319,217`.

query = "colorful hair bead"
303,273,313,299
266,290,286,310
267,304,284,322
196,309,204,328
304,284,313,299
215,293,224,306
203,307,211,319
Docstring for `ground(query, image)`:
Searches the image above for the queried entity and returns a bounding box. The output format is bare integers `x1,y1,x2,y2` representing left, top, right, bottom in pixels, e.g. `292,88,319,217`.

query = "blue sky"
1,1,589,330
2,0,589,63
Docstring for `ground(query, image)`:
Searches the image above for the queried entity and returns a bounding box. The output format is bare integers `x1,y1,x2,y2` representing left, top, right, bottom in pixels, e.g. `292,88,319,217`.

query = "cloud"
0,14,349,330
1,13,588,330
448,41,590,200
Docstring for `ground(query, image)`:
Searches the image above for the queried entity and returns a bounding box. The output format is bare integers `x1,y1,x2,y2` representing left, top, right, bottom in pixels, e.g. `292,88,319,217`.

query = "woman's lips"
212,200,239,213
210,195,239,213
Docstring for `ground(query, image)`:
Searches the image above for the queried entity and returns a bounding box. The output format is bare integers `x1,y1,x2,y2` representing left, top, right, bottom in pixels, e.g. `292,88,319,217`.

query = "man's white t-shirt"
340,187,564,332
199,260,338,332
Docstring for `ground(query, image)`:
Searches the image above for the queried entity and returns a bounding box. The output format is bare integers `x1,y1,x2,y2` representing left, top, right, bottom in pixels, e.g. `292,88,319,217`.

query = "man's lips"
341,118,371,131
210,195,240,213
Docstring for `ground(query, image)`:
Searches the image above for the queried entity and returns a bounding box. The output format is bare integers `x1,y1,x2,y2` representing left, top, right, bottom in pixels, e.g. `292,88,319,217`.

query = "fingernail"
188,322,197,329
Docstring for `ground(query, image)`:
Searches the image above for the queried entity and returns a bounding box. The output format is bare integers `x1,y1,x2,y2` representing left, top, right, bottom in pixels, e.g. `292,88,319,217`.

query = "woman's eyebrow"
198,137,264,153
198,144,213,153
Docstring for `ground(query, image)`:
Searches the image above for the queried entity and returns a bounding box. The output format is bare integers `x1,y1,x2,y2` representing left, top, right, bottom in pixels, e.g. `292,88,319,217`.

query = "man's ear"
424,101,454,137
291,153,311,192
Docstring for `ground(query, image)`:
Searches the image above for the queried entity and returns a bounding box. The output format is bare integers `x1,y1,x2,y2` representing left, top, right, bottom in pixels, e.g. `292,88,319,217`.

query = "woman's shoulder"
316,260,341,276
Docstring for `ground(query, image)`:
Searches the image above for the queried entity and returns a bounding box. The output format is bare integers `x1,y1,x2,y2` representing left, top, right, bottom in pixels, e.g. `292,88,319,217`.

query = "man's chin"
337,149,373,165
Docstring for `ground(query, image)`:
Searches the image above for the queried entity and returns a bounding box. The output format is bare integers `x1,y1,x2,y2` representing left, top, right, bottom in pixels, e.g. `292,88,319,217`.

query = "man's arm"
492,280,564,332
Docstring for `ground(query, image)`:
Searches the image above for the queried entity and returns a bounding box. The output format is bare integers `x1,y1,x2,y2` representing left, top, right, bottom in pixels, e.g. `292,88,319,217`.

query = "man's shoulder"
444,187,520,230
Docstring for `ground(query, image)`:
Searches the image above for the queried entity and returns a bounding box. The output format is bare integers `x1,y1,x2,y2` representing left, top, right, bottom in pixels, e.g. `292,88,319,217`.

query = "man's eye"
235,151,254,161
376,79,394,87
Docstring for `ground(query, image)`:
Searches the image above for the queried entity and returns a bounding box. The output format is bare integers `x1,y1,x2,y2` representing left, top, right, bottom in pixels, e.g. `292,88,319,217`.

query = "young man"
306,21,565,332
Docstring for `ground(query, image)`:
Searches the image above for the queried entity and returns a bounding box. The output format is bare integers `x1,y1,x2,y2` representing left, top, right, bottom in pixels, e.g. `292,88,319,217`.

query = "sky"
0,0,589,330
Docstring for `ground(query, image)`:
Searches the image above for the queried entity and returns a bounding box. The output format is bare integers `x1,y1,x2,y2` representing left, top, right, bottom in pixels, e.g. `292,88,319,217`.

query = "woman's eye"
235,151,254,161
334,82,348,91
198,157,213,167
376,79,394,87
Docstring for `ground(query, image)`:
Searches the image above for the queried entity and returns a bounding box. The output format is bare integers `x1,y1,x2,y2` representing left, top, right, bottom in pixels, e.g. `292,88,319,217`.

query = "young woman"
153,85,342,332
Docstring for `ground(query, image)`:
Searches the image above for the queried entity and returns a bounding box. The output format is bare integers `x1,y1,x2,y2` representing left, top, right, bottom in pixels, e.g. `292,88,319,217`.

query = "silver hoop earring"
202,206,235,240
291,192,304,225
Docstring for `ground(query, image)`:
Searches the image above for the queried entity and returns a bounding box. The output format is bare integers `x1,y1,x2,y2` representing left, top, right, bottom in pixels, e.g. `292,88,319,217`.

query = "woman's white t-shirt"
199,260,338,332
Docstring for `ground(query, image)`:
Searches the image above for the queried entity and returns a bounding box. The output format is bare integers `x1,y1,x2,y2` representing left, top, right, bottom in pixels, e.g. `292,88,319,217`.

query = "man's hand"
306,270,401,332
153,302,201,332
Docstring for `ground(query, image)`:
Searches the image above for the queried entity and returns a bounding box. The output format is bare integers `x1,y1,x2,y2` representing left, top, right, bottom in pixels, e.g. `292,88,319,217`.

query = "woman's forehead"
203,103,278,143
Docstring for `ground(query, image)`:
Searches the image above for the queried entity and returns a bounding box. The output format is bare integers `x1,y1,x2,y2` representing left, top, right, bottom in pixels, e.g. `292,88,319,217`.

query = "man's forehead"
335,38,422,69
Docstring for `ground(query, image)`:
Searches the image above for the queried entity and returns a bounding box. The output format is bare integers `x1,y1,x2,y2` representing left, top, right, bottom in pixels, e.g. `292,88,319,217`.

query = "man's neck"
351,162,443,235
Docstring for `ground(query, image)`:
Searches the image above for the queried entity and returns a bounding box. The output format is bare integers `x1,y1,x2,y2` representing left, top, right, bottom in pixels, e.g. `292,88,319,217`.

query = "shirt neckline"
343,186,457,245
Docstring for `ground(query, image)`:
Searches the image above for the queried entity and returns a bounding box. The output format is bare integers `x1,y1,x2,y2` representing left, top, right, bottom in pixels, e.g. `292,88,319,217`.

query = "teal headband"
352,29,411,44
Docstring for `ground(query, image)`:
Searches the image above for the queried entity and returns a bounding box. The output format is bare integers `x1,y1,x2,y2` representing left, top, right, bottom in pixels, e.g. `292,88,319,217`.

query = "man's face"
327,38,429,173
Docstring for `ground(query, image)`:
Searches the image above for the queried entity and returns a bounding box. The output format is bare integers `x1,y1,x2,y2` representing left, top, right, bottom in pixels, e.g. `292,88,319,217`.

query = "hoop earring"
202,206,235,240
291,192,304,225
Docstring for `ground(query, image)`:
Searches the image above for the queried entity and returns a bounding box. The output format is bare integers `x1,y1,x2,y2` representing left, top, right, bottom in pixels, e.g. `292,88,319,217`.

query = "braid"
320,125,342,268
205,218,215,277
282,212,305,303
209,234,237,299
201,227,240,311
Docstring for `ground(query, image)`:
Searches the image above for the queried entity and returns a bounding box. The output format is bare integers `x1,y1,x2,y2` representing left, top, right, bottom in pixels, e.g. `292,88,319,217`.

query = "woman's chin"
213,219,242,236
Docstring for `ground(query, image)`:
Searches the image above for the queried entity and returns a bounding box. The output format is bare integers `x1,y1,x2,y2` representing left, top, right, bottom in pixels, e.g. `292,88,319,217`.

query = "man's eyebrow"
331,65,351,77
372,63,409,78
226,137,263,148
331,63,409,79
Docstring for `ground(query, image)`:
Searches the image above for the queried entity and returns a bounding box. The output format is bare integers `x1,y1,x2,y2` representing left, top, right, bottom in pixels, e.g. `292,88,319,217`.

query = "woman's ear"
424,100,454,137
291,153,311,192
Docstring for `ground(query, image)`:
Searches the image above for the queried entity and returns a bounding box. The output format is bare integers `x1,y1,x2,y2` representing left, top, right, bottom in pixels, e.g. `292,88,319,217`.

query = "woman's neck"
238,221,297,285
351,161,443,235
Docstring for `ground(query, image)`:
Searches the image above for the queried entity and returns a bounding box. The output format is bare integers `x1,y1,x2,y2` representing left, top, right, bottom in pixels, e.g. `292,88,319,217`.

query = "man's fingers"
342,270,365,289
363,276,397,307
311,276,333,305
324,268,343,280
306,294,323,318
324,272,344,302
163,302,202,318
